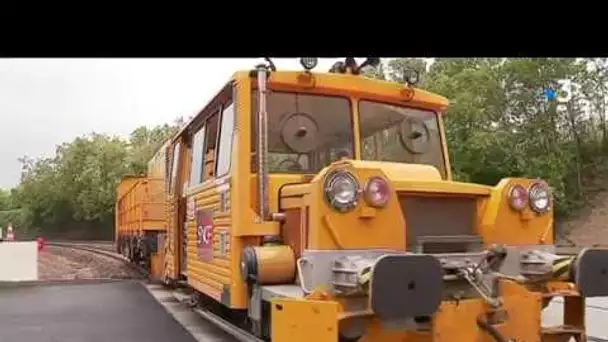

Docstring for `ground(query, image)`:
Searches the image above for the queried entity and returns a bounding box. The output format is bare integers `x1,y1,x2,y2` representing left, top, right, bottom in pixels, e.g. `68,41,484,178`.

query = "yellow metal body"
136,64,587,341
271,297,339,342
115,176,142,240
115,176,166,236
115,174,167,279
115,138,171,280
271,279,545,342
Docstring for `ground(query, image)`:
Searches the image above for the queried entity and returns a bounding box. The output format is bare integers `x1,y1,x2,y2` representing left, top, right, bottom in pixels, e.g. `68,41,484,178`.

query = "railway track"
47,240,116,252
45,242,149,280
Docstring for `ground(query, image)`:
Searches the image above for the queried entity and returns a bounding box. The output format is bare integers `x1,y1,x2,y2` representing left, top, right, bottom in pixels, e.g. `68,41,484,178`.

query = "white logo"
197,224,212,246
202,225,212,244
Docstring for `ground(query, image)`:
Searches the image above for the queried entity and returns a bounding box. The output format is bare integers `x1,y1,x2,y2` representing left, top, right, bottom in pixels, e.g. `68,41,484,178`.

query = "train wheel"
139,240,150,271
131,239,141,264
116,237,122,254
122,240,130,259
128,240,135,261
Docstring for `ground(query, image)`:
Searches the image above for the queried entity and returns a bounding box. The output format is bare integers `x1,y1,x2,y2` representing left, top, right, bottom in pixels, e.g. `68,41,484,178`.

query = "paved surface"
0,281,198,342
144,283,238,342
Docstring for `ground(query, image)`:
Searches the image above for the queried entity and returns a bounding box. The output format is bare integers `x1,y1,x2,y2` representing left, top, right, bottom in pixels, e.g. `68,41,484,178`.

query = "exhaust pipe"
256,65,270,221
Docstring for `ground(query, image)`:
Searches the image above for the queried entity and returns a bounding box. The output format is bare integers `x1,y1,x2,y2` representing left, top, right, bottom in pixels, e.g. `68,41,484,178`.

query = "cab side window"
189,125,206,187
169,142,181,194
186,84,234,184
203,112,220,181
216,100,235,177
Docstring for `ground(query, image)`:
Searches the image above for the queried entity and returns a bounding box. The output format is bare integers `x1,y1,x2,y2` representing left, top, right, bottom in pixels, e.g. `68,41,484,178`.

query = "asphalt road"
0,281,198,342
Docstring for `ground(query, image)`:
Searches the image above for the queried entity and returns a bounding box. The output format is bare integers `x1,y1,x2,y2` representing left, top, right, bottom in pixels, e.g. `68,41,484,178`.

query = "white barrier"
0,241,38,281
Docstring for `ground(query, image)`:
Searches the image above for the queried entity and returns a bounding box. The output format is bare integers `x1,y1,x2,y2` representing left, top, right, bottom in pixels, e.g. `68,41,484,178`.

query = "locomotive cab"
160,58,608,342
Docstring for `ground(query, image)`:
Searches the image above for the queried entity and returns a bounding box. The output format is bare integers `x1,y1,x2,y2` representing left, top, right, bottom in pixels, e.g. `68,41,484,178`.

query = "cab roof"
171,69,450,144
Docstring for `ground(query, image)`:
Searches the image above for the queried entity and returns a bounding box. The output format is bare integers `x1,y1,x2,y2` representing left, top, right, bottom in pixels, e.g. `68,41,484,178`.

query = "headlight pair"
508,182,551,213
324,170,390,212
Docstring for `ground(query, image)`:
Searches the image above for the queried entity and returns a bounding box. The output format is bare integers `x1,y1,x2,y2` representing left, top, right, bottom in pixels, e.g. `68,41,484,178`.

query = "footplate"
574,248,608,297
369,254,443,320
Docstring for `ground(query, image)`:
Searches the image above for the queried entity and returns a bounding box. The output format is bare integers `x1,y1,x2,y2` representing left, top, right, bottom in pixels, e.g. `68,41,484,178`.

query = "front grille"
398,194,480,253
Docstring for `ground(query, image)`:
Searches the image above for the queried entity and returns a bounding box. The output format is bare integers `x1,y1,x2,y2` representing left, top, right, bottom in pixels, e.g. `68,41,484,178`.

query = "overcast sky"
0,58,356,189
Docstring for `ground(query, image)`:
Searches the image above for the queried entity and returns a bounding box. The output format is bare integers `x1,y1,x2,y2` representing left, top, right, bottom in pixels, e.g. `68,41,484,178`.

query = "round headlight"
529,182,551,213
300,57,318,70
363,176,390,208
324,170,359,212
508,184,528,211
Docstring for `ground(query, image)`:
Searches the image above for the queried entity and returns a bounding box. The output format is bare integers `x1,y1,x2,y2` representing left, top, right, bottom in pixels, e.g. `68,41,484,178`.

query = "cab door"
169,137,192,279
166,140,182,280
184,83,236,302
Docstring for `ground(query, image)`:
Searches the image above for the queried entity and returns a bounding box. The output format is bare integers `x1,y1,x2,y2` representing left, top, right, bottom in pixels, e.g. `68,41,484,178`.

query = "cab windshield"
358,100,447,178
251,91,446,177
251,91,354,174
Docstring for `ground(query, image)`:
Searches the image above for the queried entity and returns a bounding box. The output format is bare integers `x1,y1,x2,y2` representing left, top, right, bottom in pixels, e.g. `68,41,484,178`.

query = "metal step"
542,325,585,341
542,290,580,298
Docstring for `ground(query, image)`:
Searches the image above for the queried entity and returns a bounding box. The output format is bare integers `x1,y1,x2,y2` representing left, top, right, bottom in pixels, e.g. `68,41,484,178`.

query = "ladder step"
542,291,580,298
542,325,585,337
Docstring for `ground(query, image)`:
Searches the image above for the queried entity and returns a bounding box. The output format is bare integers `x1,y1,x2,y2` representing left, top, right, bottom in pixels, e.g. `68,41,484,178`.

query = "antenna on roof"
264,57,277,72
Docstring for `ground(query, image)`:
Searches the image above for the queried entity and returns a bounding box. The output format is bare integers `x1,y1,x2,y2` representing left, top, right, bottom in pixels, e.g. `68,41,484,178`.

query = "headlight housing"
324,170,359,212
528,182,551,213
507,184,528,211
363,176,390,208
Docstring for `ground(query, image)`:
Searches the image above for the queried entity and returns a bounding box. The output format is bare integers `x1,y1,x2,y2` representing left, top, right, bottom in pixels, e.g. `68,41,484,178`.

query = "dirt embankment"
562,191,608,247
560,168,608,247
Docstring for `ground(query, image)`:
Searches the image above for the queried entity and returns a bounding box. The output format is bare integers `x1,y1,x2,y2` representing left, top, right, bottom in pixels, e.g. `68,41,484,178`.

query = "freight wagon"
115,140,171,279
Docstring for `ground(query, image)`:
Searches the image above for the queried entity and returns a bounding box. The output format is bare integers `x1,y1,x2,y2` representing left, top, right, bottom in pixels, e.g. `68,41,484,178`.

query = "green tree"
128,123,180,174
13,121,180,239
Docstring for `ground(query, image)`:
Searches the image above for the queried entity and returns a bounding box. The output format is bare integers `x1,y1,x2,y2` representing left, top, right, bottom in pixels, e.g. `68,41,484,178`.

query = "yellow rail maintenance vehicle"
115,139,171,279
156,57,608,342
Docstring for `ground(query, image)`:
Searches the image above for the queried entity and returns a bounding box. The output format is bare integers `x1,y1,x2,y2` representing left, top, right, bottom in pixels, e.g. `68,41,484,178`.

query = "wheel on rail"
116,236,123,255
138,238,151,271
122,240,130,260
129,237,140,263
